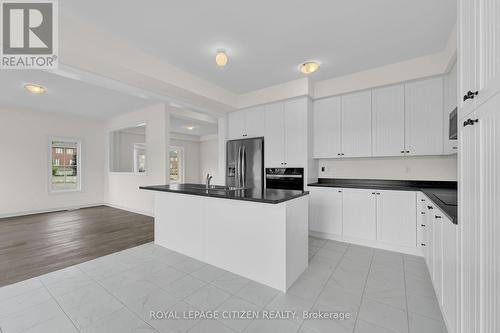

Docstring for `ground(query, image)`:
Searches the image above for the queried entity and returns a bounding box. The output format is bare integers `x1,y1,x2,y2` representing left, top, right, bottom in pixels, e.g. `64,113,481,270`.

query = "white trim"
199,134,218,142
104,203,154,217
309,230,424,257
0,203,105,219
48,136,83,194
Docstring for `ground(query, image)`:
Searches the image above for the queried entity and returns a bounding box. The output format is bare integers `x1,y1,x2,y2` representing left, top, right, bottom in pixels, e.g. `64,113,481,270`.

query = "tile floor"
0,237,447,333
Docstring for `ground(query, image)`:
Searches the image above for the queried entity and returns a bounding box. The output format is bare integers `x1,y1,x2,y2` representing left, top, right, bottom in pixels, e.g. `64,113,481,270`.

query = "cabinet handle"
421,224,426,227
463,118,479,127
421,212,426,215
421,199,426,202
421,243,426,246
463,90,479,101
341,153,345,156
337,153,341,156
452,147,458,150
435,215,442,219
427,206,433,209
372,192,376,195
405,150,410,153
400,150,405,153
376,193,380,195
338,190,342,193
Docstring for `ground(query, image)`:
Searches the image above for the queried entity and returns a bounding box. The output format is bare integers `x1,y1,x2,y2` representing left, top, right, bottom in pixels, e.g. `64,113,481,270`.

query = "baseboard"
309,230,424,257
0,203,106,219
104,203,154,217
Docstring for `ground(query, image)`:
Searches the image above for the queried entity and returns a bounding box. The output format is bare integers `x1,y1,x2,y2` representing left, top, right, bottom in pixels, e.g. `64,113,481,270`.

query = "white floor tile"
161,275,207,300
408,312,447,333
245,318,300,333
211,271,251,294
0,287,52,318
236,281,279,307
81,307,156,333
358,298,408,333
0,278,44,302
189,319,235,333
216,296,261,332
184,285,230,311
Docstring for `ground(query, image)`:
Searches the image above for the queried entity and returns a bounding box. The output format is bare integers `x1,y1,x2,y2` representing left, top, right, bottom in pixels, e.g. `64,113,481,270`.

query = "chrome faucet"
205,173,213,188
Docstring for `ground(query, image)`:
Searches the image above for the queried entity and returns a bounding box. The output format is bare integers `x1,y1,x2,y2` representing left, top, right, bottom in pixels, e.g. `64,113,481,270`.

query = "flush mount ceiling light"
24,83,46,94
300,61,320,74
215,51,228,67
185,126,195,130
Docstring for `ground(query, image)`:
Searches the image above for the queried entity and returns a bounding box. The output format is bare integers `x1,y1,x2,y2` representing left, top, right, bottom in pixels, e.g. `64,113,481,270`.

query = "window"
133,143,146,173
50,139,81,192
169,147,184,183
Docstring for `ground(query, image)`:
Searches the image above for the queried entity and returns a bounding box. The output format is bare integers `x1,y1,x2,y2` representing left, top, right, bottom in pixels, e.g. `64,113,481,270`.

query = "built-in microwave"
449,107,458,140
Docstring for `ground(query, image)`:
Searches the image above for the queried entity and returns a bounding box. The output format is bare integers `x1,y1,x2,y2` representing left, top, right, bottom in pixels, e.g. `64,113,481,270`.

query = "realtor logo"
1,0,58,69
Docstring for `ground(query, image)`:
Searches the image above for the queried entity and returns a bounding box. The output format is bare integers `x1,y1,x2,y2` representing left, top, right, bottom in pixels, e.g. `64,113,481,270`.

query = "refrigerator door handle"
236,146,241,188
242,145,246,188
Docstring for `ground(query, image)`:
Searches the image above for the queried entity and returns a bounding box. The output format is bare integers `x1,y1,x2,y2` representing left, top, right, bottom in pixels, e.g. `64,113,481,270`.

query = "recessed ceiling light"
24,83,46,94
185,126,195,130
215,51,228,67
300,61,320,74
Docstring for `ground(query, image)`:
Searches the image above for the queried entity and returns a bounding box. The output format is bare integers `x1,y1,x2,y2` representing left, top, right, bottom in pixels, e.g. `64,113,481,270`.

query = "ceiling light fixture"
215,51,228,67
300,61,320,74
24,83,46,94
185,126,195,130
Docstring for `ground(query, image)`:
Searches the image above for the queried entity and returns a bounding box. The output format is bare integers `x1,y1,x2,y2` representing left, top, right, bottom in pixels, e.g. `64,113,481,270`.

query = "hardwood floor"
0,205,154,287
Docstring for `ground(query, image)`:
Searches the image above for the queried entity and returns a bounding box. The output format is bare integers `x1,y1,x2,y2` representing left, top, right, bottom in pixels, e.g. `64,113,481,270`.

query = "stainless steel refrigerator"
226,137,264,190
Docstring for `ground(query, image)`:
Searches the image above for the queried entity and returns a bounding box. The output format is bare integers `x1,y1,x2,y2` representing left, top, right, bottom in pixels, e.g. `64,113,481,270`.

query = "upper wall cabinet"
341,90,372,157
264,98,308,167
372,84,406,157
313,96,342,158
405,77,444,156
227,106,265,140
459,0,500,119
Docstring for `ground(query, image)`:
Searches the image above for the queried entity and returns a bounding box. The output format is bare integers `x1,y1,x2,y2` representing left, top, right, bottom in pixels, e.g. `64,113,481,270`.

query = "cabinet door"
309,187,343,236
342,91,372,157
433,213,444,304
284,98,308,167
372,84,406,157
376,190,417,247
342,188,376,240
426,204,435,279
264,102,285,167
459,111,481,333
476,0,500,109
245,106,265,138
459,0,480,118
442,219,458,333
405,77,444,156
228,111,245,140
313,97,342,158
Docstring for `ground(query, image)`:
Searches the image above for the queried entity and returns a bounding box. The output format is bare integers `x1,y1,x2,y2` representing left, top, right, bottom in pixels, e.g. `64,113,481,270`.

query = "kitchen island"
140,184,309,291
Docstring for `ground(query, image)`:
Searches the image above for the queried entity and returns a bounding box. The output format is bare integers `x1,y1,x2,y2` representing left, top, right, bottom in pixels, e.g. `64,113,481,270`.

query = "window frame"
169,146,184,184
48,137,82,194
107,123,148,175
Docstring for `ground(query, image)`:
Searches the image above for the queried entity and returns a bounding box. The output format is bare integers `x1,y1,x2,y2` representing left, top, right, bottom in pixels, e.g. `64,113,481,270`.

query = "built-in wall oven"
265,168,304,191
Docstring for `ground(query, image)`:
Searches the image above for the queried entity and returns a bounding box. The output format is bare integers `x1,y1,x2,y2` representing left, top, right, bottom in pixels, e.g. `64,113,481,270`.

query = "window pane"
169,149,180,182
51,140,79,191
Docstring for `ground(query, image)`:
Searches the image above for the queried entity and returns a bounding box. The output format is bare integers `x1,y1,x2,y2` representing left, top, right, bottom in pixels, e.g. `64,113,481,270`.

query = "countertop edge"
140,186,309,204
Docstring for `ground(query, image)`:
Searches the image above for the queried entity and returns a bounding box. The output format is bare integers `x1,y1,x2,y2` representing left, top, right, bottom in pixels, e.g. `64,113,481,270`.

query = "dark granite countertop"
308,178,457,224
140,184,309,204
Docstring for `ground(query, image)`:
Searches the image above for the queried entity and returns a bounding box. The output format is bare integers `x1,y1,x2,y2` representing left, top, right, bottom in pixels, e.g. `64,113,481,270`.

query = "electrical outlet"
321,166,326,172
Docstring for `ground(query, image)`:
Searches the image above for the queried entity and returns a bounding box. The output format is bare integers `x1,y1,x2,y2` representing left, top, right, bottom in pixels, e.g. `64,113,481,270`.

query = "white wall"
170,136,201,183
105,104,170,216
0,107,105,217
200,138,219,182
317,155,458,181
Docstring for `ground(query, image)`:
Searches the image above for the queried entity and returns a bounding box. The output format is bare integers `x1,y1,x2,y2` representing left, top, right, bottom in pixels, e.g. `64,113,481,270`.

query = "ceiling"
170,115,218,137
0,70,156,118
61,0,456,94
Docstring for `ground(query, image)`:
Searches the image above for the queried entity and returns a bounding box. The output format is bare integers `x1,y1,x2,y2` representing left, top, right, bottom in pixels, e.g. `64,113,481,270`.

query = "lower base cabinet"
309,187,343,235
342,188,377,240
376,190,417,247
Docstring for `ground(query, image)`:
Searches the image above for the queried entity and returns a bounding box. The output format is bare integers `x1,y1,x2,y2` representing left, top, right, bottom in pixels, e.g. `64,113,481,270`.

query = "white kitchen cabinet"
425,203,435,279
228,110,246,140
372,84,406,157
405,77,444,156
442,217,458,333
376,190,417,247
341,90,372,157
309,187,343,236
342,188,376,240
433,211,444,304
460,0,500,118
313,97,342,158
264,98,308,167
228,106,265,140
284,98,308,167
264,102,285,167
443,62,459,154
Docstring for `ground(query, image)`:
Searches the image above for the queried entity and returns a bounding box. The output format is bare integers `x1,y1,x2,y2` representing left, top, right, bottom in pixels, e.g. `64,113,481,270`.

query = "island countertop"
140,183,309,204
